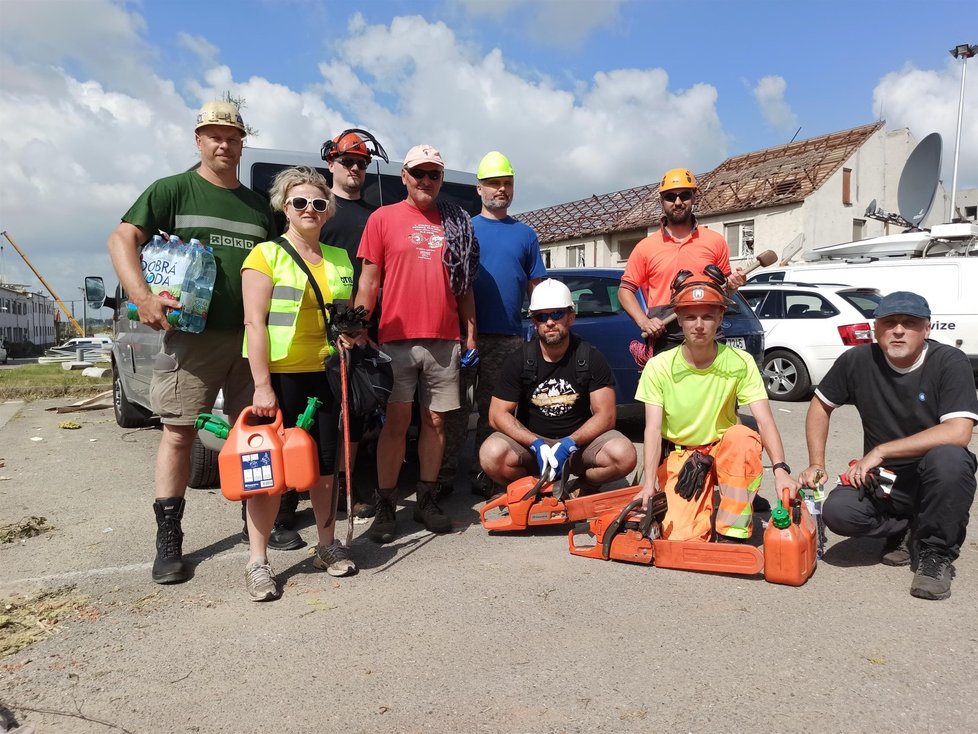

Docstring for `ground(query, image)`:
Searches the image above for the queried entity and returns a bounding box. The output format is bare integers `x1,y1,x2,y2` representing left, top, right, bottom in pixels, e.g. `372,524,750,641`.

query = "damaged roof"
518,121,885,244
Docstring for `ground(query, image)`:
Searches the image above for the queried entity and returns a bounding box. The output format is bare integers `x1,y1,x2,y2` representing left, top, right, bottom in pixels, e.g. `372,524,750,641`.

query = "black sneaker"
368,493,397,544
414,483,452,534
910,550,955,600
471,471,498,502
881,527,912,567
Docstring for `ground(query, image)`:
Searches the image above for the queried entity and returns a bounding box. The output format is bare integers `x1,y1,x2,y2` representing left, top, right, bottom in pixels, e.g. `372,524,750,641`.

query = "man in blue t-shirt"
800,292,978,601
439,151,547,498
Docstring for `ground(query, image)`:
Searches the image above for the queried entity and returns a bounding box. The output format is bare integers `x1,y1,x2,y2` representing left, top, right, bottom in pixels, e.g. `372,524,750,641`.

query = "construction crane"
1,230,84,337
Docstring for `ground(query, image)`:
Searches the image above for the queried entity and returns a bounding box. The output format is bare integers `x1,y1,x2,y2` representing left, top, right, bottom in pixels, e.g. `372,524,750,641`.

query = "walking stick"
338,344,354,546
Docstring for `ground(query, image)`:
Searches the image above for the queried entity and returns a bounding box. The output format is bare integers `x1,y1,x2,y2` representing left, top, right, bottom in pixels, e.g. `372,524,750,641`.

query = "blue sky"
0,0,975,311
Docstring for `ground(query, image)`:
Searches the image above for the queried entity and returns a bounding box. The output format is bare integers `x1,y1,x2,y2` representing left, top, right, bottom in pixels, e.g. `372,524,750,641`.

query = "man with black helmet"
619,168,747,354
633,273,796,543
107,100,276,585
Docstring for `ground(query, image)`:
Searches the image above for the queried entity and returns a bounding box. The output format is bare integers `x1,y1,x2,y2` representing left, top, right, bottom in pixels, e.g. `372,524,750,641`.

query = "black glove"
329,304,369,340
675,451,714,501
857,468,888,502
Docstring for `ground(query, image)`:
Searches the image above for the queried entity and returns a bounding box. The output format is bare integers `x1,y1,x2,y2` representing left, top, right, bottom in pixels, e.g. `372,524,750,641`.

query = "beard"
664,206,692,226
542,329,568,346
482,196,511,212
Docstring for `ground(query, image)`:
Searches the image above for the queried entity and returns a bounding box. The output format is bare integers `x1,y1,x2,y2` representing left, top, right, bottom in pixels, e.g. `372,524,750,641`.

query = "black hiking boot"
881,526,913,567
152,497,187,584
240,493,304,551
414,481,452,534
368,490,397,544
910,550,955,600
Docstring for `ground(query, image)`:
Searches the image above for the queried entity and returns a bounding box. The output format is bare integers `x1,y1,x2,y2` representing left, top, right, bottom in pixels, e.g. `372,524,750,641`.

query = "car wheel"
762,349,812,402
188,434,220,489
113,363,153,428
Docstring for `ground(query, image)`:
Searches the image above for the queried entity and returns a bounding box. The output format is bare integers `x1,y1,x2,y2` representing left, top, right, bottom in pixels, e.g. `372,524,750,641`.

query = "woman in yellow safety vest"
240,165,357,601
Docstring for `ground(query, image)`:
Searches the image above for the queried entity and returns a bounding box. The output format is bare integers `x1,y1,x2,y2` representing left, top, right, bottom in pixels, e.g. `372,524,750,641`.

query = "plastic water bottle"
803,481,828,559
128,234,185,326
177,241,216,333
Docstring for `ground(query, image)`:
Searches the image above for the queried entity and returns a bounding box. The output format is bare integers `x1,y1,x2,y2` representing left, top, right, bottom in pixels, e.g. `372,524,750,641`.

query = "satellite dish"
864,198,877,217
897,132,942,228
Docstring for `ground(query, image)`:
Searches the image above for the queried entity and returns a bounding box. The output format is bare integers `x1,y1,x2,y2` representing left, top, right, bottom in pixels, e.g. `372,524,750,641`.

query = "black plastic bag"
326,344,394,417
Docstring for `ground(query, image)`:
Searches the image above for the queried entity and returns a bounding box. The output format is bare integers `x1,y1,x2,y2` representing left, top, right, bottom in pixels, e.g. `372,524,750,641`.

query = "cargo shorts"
149,329,253,426
382,338,460,413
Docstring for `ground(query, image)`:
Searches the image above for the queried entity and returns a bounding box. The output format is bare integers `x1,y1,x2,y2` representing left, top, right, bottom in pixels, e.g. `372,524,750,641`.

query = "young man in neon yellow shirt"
633,275,797,541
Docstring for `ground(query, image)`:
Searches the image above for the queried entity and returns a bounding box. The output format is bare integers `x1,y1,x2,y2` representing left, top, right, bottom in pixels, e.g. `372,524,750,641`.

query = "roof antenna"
788,126,802,144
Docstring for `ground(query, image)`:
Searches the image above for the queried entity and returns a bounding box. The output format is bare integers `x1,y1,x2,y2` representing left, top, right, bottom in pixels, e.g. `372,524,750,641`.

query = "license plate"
725,337,746,349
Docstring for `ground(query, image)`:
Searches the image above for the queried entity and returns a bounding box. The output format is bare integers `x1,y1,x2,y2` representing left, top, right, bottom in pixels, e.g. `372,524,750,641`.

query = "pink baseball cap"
403,144,444,168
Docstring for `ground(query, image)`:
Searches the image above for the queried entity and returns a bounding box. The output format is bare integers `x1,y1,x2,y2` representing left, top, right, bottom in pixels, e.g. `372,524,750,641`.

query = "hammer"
640,249,778,337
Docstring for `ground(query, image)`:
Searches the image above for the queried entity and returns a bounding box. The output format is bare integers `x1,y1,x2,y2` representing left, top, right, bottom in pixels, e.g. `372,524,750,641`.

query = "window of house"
966,205,977,221
616,236,642,264
541,249,552,268
852,218,865,240
842,168,852,206
566,244,586,268
724,220,754,258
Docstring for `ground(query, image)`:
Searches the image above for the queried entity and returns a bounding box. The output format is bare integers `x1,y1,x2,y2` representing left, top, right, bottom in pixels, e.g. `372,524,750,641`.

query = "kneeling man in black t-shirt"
800,291,978,601
478,279,637,499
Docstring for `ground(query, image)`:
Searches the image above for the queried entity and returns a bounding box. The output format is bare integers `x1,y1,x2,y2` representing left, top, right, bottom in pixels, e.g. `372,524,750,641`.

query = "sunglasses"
532,309,568,323
662,190,694,203
405,167,442,181
337,157,368,170
287,196,329,212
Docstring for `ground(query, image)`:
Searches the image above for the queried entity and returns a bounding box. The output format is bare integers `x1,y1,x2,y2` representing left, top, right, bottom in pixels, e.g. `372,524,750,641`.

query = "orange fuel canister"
280,396,322,492
763,489,817,586
216,407,288,501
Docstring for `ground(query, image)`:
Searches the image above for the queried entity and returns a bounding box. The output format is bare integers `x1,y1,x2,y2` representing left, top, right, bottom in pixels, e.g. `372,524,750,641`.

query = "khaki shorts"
150,329,253,426
488,430,628,476
382,339,460,413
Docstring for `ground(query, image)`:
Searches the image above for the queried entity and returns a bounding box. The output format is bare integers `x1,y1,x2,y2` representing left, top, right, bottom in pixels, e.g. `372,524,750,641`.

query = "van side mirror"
84,276,106,308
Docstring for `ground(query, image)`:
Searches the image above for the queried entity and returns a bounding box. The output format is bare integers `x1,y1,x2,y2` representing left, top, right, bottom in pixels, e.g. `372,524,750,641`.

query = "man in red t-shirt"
355,143,477,543
619,168,746,352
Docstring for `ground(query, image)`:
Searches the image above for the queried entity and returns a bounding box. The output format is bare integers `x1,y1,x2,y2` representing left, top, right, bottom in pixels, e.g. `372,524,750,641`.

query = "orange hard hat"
660,168,697,193
671,279,730,309
325,131,371,160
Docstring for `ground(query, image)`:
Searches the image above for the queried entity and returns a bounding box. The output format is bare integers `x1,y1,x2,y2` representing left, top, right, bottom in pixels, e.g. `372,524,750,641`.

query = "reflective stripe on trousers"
658,423,762,541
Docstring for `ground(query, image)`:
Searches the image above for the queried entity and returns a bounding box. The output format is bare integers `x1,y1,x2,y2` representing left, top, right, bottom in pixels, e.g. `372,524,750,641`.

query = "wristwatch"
772,462,792,474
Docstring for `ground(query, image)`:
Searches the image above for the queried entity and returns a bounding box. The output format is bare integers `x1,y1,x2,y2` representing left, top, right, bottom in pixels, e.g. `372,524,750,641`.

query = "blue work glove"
549,437,578,478
530,438,550,478
460,348,479,368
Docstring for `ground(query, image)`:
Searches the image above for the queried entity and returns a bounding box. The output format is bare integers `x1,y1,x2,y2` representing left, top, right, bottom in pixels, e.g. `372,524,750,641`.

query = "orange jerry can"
281,425,319,491
217,407,288,501
763,489,817,586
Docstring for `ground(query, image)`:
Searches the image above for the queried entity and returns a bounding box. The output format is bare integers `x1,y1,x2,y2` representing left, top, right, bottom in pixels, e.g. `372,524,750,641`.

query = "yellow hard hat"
477,151,515,180
195,101,246,134
659,168,697,193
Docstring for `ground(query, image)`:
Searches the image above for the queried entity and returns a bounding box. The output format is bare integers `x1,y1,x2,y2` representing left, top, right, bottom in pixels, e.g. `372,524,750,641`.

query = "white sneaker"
245,560,280,601
312,540,357,577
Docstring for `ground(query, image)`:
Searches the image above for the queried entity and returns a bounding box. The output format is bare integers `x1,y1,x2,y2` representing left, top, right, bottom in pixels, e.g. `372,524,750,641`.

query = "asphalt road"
1,396,977,733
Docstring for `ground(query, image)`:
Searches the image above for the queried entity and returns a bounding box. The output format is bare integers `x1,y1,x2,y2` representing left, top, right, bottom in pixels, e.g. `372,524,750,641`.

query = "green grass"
0,363,111,401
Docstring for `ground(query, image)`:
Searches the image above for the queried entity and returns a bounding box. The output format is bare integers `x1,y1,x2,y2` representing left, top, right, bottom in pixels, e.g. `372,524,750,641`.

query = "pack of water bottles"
128,234,216,333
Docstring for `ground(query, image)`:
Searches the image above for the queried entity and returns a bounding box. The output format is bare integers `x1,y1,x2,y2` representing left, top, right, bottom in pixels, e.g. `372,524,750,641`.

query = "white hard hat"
529,279,573,311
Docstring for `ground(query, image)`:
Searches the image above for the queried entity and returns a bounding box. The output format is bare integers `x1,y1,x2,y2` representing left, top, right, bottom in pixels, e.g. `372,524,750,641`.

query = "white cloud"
874,60,978,194
752,75,799,133
0,7,725,319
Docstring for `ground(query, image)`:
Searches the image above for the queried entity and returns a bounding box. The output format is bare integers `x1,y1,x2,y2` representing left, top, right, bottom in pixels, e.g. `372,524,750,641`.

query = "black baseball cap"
874,291,931,319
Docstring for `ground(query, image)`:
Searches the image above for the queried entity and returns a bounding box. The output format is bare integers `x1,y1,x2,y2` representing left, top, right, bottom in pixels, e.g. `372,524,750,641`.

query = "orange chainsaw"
479,470,640,532
568,497,765,576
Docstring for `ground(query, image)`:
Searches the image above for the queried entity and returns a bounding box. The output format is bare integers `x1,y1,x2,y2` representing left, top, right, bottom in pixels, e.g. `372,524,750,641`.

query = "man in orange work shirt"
618,168,747,352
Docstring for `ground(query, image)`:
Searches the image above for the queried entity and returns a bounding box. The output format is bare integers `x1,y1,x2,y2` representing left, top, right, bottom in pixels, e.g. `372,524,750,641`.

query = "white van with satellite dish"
748,132,978,372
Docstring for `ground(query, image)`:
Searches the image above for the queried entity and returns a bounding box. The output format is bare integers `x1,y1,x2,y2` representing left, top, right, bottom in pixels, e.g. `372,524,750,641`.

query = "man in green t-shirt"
633,274,797,542
107,100,276,585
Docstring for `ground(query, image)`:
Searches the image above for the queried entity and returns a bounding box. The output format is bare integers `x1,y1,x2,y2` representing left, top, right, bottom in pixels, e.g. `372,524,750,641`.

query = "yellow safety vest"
244,239,354,362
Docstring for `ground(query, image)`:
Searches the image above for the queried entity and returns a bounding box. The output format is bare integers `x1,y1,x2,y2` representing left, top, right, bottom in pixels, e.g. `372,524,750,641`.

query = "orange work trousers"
656,424,763,542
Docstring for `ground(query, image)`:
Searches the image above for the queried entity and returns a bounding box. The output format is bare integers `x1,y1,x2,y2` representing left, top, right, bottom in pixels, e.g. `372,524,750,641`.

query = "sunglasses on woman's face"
287,196,329,212
405,167,442,181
